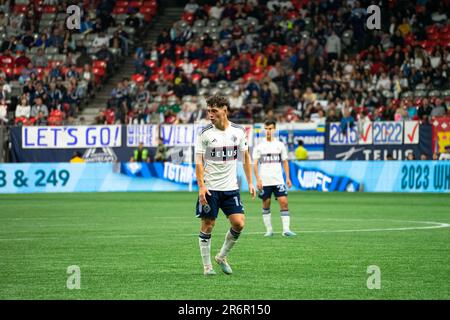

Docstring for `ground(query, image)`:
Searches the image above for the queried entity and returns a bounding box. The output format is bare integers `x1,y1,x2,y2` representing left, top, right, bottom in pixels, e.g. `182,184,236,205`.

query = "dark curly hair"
206,95,230,110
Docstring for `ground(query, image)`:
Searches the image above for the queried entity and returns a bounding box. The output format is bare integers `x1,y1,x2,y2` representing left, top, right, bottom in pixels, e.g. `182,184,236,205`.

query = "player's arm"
243,149,256,199
196,153,211,205
195,133,211,205
281,143,292,188
282,160,292,188
252,147,262,191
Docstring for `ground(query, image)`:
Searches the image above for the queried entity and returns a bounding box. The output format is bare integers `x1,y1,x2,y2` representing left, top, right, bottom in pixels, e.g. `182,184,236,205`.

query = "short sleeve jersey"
252,139,288,186
195,122,248,191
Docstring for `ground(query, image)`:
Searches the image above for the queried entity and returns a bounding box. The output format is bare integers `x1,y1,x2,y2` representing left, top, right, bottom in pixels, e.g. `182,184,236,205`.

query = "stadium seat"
42,5,57,13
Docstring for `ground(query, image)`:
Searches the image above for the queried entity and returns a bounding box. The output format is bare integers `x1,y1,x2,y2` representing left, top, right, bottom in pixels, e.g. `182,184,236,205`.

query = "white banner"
126,124,158,147
404,121,420,144
22,125,122,149
160,124,254,147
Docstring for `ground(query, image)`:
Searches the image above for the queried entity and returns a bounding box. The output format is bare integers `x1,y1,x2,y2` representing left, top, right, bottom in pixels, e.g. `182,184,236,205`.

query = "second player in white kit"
253,120,296,237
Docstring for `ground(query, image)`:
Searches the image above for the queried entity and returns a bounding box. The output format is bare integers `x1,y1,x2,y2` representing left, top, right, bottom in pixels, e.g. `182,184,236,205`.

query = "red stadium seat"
42,5,57,13
93,67,105,77
93,60,107,69
175,46,184,56
13,5,28,14
175,59,184,68
182,12,194,24
191,59,200,68
129,1,143,8
145,60,156,68
426,25,438,35
113,7,126,14
115,1,129,8
131,73,145,83
191,73,202,83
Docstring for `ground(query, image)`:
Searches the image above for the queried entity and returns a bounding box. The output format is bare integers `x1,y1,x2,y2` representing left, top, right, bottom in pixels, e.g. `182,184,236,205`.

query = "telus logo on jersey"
205,146,238,161
259,153,282,163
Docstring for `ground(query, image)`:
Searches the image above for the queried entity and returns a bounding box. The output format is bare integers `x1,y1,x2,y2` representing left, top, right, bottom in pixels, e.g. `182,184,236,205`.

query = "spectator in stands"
430,98,447,117
48,28,64,49
0,98,8,125
31,97,49,126
0,76,11,104
130,142,150,163
31,48,49,68
125,11,140,30
325,30,341,62
154,138,168,162
295,140,308,160
420,153,429,160
93,31,111,48
406,152,416,160
439,146,450,160
184,0,199,14
209,1,224,20
15,95,32,125
417,98,433,123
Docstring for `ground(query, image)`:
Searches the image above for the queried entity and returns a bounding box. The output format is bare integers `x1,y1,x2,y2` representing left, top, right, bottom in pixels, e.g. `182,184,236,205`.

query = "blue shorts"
195,190,244,219
258,185,288,200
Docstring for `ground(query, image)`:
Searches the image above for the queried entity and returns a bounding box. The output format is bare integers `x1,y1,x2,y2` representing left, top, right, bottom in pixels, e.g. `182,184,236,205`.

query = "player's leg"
196,192,219,275
274,184,296,236
262,197,273,236
215,191,245,274
199,217,216,275
277,196,296,236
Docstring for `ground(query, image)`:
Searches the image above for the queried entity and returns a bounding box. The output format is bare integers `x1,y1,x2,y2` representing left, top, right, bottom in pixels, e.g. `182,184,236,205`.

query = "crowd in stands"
0,0,157,126
98,0,449,128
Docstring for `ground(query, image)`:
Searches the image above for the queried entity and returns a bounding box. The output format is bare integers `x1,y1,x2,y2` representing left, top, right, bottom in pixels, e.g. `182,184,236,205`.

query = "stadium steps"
80,7,184,124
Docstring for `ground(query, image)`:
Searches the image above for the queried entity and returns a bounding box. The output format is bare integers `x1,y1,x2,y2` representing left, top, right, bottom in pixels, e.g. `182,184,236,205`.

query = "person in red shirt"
14,52,31,68
0,49,15,68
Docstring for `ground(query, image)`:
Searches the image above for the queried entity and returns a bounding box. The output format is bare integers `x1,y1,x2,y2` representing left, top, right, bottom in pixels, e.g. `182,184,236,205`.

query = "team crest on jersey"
203,204,211,213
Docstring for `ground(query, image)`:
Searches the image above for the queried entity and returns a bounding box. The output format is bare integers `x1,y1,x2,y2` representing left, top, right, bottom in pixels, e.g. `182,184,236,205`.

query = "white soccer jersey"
195,122,248,191
253,139,288,186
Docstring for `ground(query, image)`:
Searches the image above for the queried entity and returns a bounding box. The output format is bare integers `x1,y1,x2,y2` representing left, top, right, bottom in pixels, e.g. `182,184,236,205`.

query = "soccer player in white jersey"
195,95,256,276
253,119,296,237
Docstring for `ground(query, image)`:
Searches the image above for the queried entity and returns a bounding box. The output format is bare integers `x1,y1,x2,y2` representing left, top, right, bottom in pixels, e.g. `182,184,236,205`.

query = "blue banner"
0,161,449,194
325,123,433,160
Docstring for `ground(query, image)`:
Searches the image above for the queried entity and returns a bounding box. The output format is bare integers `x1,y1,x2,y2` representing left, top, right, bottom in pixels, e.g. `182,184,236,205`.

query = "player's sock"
262,208,273,233
218,228,240,258
199,231,212,268
281,210,291,233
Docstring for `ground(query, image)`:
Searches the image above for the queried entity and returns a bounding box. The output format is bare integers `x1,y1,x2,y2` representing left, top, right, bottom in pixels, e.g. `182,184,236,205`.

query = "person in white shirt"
0,99,8,124
376,72,391,91
195,95,256,276
92,32,111,48
253,119,296,237
15,96,31,121
184,0,199,14
209,1,224,20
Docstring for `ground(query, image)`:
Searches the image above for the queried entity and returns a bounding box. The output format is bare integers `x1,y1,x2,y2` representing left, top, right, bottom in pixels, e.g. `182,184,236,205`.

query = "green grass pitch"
0,192,449,299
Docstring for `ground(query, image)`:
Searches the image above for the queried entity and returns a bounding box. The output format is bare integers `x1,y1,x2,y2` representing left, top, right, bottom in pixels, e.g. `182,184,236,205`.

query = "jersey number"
233,196,242,207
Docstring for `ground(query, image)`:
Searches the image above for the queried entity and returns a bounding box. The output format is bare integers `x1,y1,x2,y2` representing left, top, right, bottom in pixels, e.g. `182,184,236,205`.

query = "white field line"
0,219,448,241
